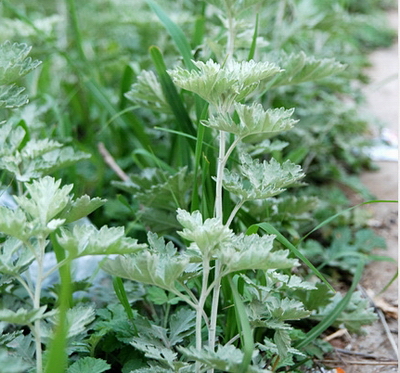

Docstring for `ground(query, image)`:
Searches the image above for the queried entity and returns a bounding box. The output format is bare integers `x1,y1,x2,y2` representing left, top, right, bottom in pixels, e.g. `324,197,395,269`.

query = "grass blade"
191,102,209,212
228,275,254,373
247,14,259,61
377,270,398,296
253,223,334,292
147,0,196,70
113,277,136,329
45,233,72,373
301,199,398,243
150,46,196,140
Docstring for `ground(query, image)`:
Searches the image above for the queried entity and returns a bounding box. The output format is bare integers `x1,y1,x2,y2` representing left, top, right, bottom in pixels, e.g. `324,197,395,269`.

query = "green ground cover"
0,0,396,372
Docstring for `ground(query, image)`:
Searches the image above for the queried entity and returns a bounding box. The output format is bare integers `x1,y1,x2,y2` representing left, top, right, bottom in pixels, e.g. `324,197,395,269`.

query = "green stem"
15,274,35,302
207,260,222,373
221,136,241,166
32,236,47,373
195,259,211,373
215,130,226,220
169,288,198,310
226,199,246,227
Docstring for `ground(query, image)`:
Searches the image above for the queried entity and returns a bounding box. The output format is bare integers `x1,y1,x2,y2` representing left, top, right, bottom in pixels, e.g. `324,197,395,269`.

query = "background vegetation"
0,0,396,372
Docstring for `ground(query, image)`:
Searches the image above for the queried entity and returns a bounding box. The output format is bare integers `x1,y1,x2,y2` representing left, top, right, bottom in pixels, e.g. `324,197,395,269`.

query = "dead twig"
98,142,130,182
358,285,399,359
323,328,350,342
335,348,396,360
319,359,399,366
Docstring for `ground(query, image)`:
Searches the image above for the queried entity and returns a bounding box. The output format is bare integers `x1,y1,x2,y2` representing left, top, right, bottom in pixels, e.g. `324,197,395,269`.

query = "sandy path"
360,10,398,307
333,9,398,373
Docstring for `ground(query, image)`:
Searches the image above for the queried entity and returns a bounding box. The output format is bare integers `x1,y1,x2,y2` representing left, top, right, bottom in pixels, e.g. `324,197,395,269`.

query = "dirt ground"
321,9,398,373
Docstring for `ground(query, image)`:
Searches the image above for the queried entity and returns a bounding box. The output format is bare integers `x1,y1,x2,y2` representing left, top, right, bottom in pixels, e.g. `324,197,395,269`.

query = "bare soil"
321,9,398,373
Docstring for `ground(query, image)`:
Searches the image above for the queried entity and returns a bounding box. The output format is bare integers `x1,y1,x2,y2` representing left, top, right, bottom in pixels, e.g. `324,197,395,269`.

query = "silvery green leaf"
265,271,316,291
57,224,146,259
42,306,95,340
312,291,377,334
66,305,96,337
236,104,298,142
46,218,66,232
0,42,41,85
61,195,107,224
203,104,297,141
257,338,306,363
130,368,174,373
0,207,29,240
0,84,28,108
274,329,291,359
0,121,25,156
169,308,196,345
179,345,268,372
134,167,194,211
138,207,182,233
125,70,171,113
21,138,63,159
40,146,91,173
245,139,289,157
131,340,177,368
14,177,73,225
6,334,35,368
218,234,298,273
267,297,310,321
0,348,31,373
169,59,281,110
0,154,37,182
102,232,190,291
223,154,304,200
0,137,90,181
0,306,47,325
133,317,170,349
176,209,234,256
0,42,41,109
0,237,35,275
271,51,346,87
114,167,194,214
66,357,110,373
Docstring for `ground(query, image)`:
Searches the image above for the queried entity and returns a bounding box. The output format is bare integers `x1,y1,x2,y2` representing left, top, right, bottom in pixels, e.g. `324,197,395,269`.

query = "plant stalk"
226,199,246,227
195,258,211,373
32,236,46,373
215,130,226,220
208,260,222,351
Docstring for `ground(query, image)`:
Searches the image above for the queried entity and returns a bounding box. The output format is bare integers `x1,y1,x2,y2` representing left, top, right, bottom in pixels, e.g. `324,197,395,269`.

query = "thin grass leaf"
154,126,214,150
150,46,196,141
201,153,214,219
228,275,254,373
147,0,196,70
44,246,70,373
300,199,398,243
132,148,176,174
192,14,206,49
253,223,334,292
295,259,365,349
377,270,398,295
84,79,151,150
191,102,210,212
247,14,259,61
119,64,135,109
113,277,136,327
